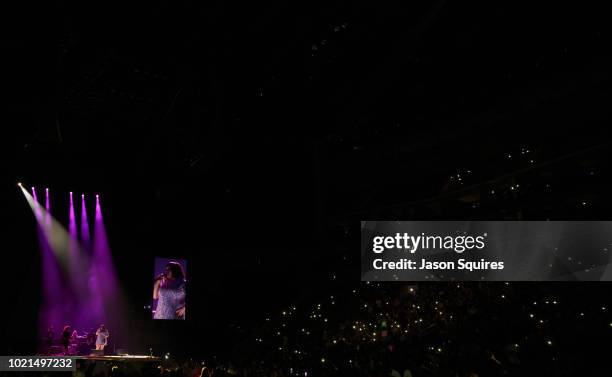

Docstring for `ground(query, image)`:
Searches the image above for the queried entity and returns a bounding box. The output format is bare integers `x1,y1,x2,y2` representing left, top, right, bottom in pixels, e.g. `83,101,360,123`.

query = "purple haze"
23,188,122,343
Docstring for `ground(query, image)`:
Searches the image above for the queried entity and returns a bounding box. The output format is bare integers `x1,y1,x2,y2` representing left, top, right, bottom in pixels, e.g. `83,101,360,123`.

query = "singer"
153,261,186,320
95,324,110,351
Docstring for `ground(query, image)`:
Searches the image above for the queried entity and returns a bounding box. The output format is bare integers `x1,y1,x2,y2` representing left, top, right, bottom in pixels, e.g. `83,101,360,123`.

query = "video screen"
152,258,187,320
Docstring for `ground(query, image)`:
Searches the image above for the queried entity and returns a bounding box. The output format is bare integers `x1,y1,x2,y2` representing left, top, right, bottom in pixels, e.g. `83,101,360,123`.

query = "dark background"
2,0,611,358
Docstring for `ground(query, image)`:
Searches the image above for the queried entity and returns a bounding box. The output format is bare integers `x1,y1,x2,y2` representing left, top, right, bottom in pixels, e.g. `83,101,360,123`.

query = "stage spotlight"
17,182,22,187
80,193,91,247
32,186,35,191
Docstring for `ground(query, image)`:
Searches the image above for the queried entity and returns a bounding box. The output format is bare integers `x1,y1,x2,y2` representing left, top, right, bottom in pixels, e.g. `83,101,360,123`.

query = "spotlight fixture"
17,182,22,187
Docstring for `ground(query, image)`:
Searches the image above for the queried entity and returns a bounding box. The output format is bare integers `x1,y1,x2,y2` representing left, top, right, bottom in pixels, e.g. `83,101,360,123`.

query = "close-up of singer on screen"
152,261,186,320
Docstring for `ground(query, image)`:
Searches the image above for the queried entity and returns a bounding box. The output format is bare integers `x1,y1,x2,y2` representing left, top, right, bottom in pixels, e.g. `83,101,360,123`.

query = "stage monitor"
152,257,187,320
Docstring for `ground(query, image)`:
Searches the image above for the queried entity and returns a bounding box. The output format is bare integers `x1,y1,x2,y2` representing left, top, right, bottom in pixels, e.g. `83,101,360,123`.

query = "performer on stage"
95,324,110,351
61,325,72,355
153,261,186,319
70,329,79,343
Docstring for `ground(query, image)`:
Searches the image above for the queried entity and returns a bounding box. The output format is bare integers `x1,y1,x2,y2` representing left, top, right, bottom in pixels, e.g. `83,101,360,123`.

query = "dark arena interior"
2,1,612,377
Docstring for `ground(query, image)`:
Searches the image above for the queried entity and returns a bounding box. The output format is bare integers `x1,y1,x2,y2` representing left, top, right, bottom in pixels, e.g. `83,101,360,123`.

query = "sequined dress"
95,330,109,346
154,279,186,319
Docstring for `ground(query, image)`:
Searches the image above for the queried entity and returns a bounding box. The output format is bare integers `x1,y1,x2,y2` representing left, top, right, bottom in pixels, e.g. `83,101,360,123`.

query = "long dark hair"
166,261,185,281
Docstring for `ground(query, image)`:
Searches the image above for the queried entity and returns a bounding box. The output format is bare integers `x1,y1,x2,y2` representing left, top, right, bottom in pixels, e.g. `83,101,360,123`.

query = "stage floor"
71,355,163,376
74,355,160,362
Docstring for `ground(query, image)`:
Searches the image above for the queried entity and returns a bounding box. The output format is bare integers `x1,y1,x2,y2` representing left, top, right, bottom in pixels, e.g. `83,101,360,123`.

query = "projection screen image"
152,257,187,320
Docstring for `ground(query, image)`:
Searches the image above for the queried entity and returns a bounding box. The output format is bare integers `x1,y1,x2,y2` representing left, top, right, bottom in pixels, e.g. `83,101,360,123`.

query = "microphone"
154,273,166,282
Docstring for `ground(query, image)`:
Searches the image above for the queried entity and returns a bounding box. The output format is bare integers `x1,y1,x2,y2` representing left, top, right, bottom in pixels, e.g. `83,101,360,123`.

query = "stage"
72,355,163,375
74,355,160,362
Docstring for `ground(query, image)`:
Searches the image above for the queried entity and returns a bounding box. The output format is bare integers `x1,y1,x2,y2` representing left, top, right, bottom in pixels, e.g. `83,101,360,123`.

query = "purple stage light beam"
69,192,77,241
44,188,51,233
80,194,91,249
20,186,67,335
45,187,50,218
68,192,88,300
68,191,78,262
31,187,42,222
93,195,120,295
20,187,70,266
92,194,124,328
76,193,98,329
21,187,122,342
